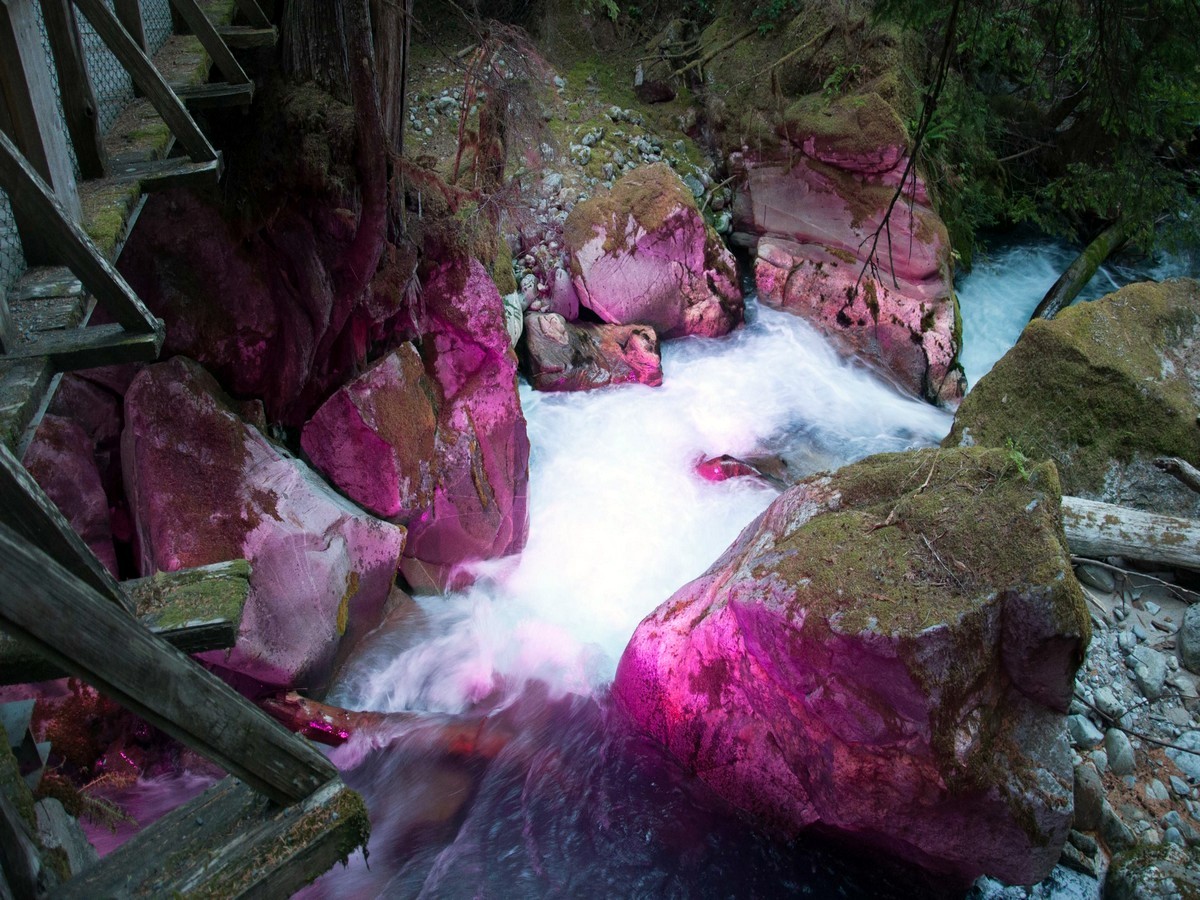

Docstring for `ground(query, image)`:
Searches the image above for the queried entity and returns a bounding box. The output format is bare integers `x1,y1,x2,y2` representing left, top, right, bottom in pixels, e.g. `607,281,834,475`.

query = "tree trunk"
1030,219,1131,321
1061,495,1200,571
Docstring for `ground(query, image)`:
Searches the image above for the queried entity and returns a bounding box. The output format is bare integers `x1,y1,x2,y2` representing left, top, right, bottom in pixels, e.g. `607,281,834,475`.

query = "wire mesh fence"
77,0,136,133
0,190,27,297
142,0,173,55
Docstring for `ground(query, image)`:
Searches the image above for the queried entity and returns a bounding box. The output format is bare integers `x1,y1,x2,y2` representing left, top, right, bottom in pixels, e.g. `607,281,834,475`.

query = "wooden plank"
8,266,81,302
38,0,107,179
176,80,254,108
112,0,147,52
0,0,82,264
3,321,162,368
0,129,163,335
8,293,84,332
169,0,251,86
0,441,132,614
0,559,251,683
70,0,219,164
232,0,270,28
0,523,339,805
107,153,222,191
0,358,51,451
55,777,368,899
216,24,276,48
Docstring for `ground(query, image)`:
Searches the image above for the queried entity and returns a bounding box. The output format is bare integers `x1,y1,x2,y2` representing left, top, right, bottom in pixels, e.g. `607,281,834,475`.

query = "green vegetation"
874,0,1200,262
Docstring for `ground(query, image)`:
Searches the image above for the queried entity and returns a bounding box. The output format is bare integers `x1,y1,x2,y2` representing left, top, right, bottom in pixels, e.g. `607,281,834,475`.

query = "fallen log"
1030,219,1131,321
1154,456,1200,496
1061,495,1200,571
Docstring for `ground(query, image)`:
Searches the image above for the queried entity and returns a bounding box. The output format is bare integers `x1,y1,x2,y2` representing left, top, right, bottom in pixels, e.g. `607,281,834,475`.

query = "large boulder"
123,357,406,689
735,93,963,407
564,164,742,339
520,312,663,391
946,279,1200,516
614,447,1089,885
304,259,530,592
22,414,118,575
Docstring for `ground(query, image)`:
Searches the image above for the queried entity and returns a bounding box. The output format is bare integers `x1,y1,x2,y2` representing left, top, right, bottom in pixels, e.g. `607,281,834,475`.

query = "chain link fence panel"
0,190,27,296
78,0,136,133
142,0,173,55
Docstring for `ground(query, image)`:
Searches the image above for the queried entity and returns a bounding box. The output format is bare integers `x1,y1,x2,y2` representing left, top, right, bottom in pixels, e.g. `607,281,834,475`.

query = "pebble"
1092,749,1108,774
1093,686,1124,720
1132,624,1148,642
581,128,604,147
1075,562,1115,592
1118,630,1137,652
1171,775,1191,797
553,76,566,89
1167,731,1200,780
1106,728,1136,775
1145,600,1162,615
542,173,563,196
1068,715,1104,748
1147,779,1170,802
1165,826,1186,846
1128,645,1168,700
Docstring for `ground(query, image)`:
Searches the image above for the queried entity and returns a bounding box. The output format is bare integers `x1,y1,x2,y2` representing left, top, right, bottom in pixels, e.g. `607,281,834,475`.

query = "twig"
1073,691,1200,758
671,26,757,78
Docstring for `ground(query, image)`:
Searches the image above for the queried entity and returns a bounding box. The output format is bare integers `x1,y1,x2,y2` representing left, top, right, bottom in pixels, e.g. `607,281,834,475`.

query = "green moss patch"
564,162,695,254
782,91,909,158
945,279,1200,496
761,447,1080,636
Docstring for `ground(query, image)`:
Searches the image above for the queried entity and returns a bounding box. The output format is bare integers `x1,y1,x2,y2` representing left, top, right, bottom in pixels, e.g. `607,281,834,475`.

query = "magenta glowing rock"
734,141,964,407
614,447,1089,886
521,312,663,391
23,414,118,575
123,357,406,689
303,259,531,593
693,454,767,484
565,164,743,340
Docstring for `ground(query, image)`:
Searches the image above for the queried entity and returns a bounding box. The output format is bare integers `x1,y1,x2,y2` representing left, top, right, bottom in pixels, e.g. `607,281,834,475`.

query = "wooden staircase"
0,2,370,896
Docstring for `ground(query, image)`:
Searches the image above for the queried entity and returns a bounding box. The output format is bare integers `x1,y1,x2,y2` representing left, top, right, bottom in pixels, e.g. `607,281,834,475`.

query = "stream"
86,238,1198,897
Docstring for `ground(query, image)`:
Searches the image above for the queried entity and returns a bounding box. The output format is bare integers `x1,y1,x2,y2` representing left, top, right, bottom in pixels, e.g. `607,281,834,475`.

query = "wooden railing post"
168,0,250,86
0,523,339,805
0,281,14,353
112,0,147,52
0,0,83,263
38,0,107,178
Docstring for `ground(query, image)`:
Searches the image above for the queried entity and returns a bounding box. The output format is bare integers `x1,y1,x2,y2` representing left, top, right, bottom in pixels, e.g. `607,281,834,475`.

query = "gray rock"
1165,826,1186,846
542,173,563,196
1128,646,1167,700
1171,775,1192,798
1146,779,1170,802
572,145,592,166
1106,728,1136,775
1101,801,1137,852
1106,843,1200,899
1118,630,1137,652
683,174,705,198
1073,763,1105,830
1144,600,1162,615
607,105,624,121
1093,686,1124,720
1132,624,1148,642
581,128,604,147
1058,841,1096,877
1167,730,1200,781
1069,714,1105,748
1181,604,1200,673
1069,830,1099,855
1075,562,1115,592
1093,749,1109,774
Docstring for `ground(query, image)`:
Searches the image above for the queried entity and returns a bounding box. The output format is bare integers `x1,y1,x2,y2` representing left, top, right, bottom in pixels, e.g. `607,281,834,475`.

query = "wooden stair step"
216,25,277,49
107,154,223,191
0,560,252,685
0,322,163,370
175,80,255,108
55,776,368,899
8,267,82,303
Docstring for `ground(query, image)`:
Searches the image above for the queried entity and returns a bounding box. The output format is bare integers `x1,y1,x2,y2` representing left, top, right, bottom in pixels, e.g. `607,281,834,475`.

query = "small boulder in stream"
614,447,1089,886
564,163,743,339
123,357,407,689
520,312,663,391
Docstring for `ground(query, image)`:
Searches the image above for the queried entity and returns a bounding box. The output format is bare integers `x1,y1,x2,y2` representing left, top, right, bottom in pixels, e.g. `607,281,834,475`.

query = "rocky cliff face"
615,447,1089,885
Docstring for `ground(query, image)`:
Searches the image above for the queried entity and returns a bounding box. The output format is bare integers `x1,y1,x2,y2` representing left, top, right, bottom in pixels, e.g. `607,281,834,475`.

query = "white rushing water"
328,300,953,715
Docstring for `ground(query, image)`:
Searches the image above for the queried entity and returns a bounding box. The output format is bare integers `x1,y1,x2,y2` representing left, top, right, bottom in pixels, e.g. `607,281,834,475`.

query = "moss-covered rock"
564,163,742,339
1106,842,1200,899
945,279,1200,514
614,446,1087,886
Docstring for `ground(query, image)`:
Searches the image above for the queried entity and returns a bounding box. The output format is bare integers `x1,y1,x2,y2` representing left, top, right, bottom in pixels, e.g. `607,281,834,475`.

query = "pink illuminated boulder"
615,447,1089,886
732,91,964,407
23,415,118,575
303,259,530,592
564,164,742,339
520,312,663,391
123,357,406,689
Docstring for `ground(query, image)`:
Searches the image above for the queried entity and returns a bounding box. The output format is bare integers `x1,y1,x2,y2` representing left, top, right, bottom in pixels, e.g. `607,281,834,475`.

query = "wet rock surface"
520,312,663,391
